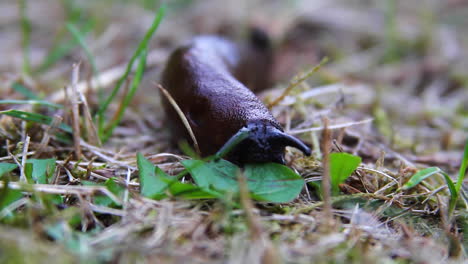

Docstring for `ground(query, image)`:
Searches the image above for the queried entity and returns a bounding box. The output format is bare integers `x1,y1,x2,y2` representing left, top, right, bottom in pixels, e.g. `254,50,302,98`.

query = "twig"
79,91,101,146
157,84,200,155
289,118,373,135
35,115,62,157
321,117,333,230
0,181,122,205
46,49,166,103
20,135,30,182
69,62,82,159
80,140,137,170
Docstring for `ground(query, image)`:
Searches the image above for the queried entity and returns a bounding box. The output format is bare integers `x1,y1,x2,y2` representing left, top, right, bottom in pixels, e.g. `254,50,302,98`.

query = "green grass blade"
96,5,166,139
456,139,468,192
0,100,62,109
401,167,440,190
35,22,93,73
102,49,147,142
20,0,31,75
66,23,98,75
0,110,72,133
12,82,39,100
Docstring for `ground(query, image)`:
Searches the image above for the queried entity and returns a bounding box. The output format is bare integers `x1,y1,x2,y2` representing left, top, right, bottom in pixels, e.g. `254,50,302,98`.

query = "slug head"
217,121,311,165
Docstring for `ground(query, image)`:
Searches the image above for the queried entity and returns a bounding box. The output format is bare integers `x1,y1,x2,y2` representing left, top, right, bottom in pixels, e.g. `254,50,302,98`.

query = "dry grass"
0,0,467,263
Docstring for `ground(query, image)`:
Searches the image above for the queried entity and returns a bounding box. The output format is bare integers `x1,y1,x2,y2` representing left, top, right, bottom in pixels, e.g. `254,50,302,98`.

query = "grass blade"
20,0,31,75
401,167,440,190
66,23,98,75
0,100,62,109
102,49,147,142
456,139,468,192
0,110,72,133
96,5,165,140
12,82,39,100
35,25,93,73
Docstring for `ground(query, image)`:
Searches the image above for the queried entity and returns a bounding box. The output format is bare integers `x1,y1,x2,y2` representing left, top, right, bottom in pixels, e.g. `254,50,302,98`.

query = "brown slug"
161,30,311,165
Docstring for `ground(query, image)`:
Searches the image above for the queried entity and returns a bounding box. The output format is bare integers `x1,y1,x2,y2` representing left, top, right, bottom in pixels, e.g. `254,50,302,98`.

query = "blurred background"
1,0,467,168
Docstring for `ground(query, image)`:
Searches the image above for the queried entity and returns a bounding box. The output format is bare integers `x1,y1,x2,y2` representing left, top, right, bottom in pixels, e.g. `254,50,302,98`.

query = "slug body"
161,33,310,164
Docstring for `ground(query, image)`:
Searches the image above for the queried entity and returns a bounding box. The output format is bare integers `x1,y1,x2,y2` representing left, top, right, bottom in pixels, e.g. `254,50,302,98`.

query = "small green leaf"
329,152,362,195
137,153,168,199
25,159,56,184
93,178,125,207
0,163,18,179
402,167,440,190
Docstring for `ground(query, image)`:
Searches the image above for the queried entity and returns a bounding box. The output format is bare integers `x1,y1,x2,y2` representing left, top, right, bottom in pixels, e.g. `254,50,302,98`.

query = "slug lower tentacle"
160,31,311,165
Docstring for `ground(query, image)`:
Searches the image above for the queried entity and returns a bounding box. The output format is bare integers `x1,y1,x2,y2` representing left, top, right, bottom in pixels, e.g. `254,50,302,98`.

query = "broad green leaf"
0,184,23,212
402,167,440,190
137,153,217,200
0,163,18,179
0,110,72,133
181,159,239,192
182,160,305,203
25,159,56,184
137,153,168,199
329,152,362,194
244,163,304,203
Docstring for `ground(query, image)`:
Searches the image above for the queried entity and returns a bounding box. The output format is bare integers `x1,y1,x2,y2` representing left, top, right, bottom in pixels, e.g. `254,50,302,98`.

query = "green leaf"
93,178,125,207
159,177,219,199
182,159,239,192
244,163,304,203
137,153,168,199
0,110,72,133
0,163,18,179
182,160,305,203
329,152,362,195
137,153,217,200
25,159,56,184
0,184,23,212
402,167,440,190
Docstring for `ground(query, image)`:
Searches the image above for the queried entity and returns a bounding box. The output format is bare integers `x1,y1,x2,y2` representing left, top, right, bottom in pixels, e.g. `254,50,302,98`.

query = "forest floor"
0,0,467,263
